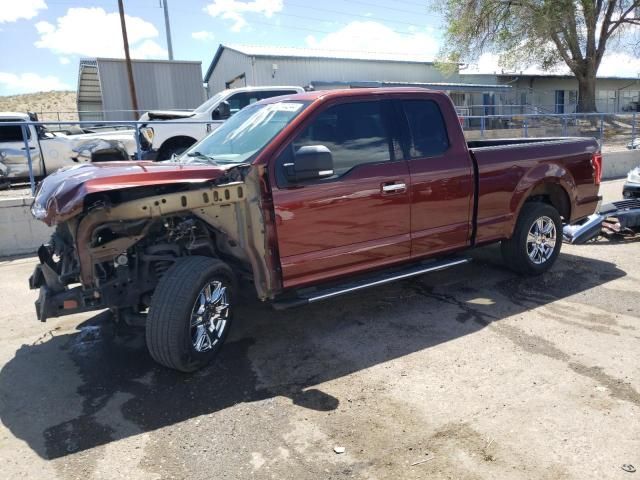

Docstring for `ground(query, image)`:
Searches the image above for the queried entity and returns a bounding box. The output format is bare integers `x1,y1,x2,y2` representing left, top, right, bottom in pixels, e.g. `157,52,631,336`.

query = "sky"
0,0,639,96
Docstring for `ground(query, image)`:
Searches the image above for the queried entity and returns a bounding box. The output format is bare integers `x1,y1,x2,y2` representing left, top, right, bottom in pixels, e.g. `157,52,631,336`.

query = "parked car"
0,112,136,187
137,85,305,160
29,88,602,372
623,166,640,198
627,138,640,150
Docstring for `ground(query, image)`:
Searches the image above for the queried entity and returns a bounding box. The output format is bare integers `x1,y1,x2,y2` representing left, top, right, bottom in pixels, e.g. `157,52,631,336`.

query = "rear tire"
146,256,234,372
501,202,562,276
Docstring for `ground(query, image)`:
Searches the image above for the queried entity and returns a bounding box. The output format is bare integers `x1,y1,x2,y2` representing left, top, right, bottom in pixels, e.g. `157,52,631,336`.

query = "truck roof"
224,85,304,93
261,87,442,103
0,112,30,120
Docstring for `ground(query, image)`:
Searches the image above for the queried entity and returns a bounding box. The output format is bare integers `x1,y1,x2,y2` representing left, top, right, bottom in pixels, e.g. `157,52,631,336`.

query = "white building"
203,44,640,114
203,44,510,109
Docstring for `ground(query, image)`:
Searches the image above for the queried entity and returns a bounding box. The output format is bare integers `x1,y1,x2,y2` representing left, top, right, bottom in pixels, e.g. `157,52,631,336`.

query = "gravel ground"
0,180,637,479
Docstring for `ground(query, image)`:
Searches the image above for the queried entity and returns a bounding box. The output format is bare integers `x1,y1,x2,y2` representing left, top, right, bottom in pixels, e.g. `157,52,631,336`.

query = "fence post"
599,115,604,146
21,124,36,195
632,112,637,144
134,122,142,160
523,117,528,138
480,116,485,138
562,116,567,137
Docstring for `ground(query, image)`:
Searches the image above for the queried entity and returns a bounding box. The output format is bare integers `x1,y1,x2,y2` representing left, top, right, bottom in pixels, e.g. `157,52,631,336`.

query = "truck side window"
292,101,390,177
227,91,299,115
0,123,27,142
227,93,251,114
255,90,298,100
402,100,449,158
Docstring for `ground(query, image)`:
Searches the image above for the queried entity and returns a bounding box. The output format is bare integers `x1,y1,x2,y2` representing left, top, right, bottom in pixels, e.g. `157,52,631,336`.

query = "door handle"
382,184,406,192
381,182,407,194
21,147,36,151
381,181,407,194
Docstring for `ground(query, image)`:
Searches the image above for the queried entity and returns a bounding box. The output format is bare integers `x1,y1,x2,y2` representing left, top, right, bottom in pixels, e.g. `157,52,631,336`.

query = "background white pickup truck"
138,86,305,160
0,112,137,187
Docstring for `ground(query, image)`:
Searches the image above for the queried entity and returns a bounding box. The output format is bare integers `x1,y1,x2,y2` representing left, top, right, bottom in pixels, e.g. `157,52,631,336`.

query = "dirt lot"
0,180,638,479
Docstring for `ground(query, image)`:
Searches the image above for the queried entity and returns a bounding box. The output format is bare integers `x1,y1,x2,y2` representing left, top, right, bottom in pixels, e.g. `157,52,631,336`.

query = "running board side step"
272,257,471,310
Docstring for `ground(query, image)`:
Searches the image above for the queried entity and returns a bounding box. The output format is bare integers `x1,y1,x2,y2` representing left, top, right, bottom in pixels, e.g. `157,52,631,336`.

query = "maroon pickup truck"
29,88,602,371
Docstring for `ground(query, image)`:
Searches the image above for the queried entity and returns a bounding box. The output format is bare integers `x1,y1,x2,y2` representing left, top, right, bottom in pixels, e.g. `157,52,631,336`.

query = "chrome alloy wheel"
526,216,557,265
190,281,229,352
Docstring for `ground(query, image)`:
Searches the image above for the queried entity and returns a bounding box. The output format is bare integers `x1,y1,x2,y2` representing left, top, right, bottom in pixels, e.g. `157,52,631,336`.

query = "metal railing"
1,113,638,195
33,108,194,122
461,112,638,149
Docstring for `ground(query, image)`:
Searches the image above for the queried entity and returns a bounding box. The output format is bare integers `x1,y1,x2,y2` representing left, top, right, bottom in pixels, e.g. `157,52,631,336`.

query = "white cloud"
192,30,215,41
0,72,71,95
467,52,640,78
598,53,640,78
305,21,440,62
131,39,168,58
59,56,70,65
0,0,46,23
34,7,166,59
204,0,283,32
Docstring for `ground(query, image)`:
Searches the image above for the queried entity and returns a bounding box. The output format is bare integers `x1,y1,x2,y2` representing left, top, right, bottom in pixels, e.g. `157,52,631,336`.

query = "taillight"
591,152,602,185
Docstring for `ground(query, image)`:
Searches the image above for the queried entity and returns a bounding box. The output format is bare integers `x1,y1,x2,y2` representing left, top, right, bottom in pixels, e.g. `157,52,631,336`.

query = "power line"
340,0,432,16
271,11,431,36
171,6,437,40
285,1,434,27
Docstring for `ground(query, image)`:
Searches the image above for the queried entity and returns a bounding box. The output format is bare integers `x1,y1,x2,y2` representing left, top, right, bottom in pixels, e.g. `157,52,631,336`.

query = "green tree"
439,0,640,112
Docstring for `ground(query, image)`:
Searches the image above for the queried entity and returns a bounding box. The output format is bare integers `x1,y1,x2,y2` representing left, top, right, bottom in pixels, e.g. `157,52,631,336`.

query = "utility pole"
162,0,174,60
118,0,139,117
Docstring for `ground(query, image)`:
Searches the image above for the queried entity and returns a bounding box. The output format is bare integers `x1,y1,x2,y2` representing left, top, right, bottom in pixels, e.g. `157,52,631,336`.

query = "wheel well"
157,136,197,160
526,183,571,221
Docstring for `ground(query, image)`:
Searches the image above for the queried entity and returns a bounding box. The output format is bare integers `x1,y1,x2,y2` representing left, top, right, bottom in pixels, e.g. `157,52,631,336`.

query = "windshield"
179,101,309,165
193,91,227,114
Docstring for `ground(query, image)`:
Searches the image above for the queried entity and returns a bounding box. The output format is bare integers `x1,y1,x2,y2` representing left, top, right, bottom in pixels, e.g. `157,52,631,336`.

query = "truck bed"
467,136,601,244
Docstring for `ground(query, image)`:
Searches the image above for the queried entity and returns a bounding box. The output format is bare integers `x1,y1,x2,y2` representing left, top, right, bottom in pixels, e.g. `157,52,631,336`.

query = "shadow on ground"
0,247,629,459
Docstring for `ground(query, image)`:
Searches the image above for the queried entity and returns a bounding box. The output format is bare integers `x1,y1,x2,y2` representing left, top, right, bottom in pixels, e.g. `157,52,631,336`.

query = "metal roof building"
203,44,509,96
77,58,206,121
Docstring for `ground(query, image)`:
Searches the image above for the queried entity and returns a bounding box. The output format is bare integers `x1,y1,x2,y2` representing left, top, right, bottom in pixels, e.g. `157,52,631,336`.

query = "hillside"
0,91,77,121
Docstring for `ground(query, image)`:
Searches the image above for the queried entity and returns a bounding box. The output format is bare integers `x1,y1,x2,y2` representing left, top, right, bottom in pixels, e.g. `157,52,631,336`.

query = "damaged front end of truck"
28,161,279,323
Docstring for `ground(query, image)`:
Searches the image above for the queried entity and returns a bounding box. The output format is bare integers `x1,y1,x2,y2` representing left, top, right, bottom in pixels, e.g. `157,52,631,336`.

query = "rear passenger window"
402,100,449,158
293,101,390,176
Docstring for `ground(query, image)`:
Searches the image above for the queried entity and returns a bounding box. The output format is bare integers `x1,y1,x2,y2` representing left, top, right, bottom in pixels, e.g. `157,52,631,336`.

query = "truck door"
271,99,411,288
398,99,474,257
0,121,43,180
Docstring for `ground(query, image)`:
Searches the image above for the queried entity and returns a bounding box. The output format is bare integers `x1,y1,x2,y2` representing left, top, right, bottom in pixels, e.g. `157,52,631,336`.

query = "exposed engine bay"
29,165,277,322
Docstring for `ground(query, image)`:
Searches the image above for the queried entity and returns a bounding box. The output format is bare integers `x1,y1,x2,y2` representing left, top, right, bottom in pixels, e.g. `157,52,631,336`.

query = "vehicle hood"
141,110,195,121
32,161,240,225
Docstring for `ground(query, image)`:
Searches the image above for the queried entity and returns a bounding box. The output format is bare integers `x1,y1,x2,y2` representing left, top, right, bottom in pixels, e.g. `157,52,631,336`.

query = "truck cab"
138,85,305,160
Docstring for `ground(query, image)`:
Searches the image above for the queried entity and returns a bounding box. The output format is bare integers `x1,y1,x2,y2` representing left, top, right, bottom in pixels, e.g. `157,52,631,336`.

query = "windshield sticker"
271,103,303,112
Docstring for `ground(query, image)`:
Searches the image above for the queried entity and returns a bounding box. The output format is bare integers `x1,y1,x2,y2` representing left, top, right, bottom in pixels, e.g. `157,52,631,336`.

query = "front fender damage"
74,166,278,301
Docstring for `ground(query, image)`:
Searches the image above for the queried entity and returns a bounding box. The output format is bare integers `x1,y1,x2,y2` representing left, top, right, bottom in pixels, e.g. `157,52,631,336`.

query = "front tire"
501,202,562,276
146,256,234,372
